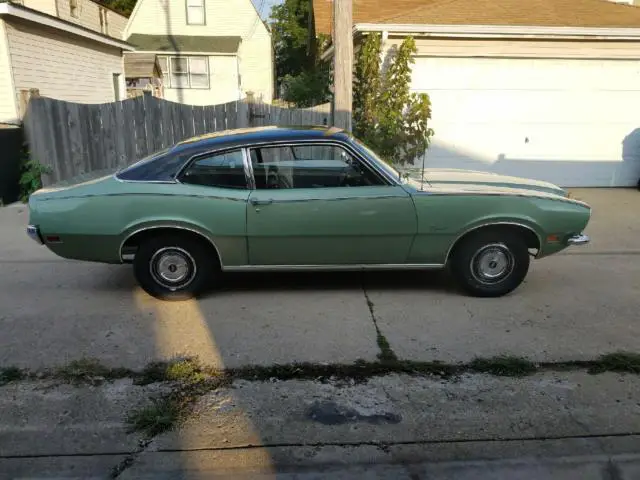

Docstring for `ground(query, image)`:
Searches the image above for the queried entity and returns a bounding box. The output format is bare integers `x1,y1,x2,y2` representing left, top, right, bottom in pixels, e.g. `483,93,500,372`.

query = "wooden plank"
59,101,76,179
148,96,163,152
113,101,128,167
226,101,237,130
181,104,195,139
214,103,226,132
171,101,184,142
101,102,118,170
204,105,215,133
193,105,205,136
159,98,174,148
67,102,86,175
133,96,148,159
122,98,137,164
142,94,156,155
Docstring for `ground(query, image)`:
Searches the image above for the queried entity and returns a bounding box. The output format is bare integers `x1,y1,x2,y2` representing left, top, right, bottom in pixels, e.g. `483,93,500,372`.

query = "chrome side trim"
118,225,224,266
567,233,590,246
444,221,543,264
223,263,444,272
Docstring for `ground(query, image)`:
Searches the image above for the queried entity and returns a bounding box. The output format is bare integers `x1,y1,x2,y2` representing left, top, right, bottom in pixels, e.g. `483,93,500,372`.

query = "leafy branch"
353,34,435,165
19,146,51,202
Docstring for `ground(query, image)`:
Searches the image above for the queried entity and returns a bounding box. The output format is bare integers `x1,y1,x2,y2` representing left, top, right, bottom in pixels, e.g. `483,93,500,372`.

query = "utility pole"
333,0,353,131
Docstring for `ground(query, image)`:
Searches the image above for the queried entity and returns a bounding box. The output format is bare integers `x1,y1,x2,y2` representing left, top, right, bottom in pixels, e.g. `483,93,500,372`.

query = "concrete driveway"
0,188,638,371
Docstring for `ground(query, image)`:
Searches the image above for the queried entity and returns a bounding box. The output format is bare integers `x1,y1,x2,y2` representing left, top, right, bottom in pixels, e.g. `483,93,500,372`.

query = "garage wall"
386,37,640,187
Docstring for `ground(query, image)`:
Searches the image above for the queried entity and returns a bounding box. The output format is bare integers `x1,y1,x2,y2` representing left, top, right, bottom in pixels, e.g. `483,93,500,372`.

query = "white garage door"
411,57,640,187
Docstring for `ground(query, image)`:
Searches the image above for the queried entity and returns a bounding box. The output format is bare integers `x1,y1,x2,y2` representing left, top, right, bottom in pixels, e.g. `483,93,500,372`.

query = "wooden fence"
23,95,332,186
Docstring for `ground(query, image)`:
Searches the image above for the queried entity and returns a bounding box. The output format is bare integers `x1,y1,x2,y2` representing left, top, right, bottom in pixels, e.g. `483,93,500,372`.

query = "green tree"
100,0,137,16
353,33,434,166
270,0,330,106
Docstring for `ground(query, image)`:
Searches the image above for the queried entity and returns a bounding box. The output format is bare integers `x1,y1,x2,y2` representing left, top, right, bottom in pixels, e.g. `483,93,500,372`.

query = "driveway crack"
362,284,398,363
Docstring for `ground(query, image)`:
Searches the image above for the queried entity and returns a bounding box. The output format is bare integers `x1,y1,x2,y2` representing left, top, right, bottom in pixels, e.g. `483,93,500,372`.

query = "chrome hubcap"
471,244,514,284
150,247,196,289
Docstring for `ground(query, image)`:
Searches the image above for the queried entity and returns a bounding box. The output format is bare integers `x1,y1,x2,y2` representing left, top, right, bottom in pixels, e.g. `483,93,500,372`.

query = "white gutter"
0,2,135,50
131,50,238,56
319,22,640,60
354,23,640,40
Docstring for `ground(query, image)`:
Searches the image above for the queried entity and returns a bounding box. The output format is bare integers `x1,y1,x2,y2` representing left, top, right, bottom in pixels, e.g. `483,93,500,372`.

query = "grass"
470,355,537,377
126,396,184,437
0,366,25,385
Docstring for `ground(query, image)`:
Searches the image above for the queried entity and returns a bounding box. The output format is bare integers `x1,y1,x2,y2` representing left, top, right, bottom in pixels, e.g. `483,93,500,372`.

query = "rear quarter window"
116,148,187,181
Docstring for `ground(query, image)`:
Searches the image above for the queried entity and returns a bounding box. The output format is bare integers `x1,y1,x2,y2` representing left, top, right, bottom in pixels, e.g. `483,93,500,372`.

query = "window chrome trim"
444,221,544,264
242,147,256,190
178,138,399,190
118,225,224,265
223,263,444,272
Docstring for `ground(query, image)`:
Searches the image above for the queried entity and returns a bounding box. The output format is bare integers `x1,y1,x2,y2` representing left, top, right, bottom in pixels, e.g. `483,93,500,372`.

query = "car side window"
180,150,247,189
250,144,385,189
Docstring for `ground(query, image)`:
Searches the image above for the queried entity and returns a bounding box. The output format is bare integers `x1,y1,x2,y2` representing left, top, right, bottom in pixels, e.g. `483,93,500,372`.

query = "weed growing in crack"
470,355,537,377
55,358,132,385
127,357,227,437
589,352,640,374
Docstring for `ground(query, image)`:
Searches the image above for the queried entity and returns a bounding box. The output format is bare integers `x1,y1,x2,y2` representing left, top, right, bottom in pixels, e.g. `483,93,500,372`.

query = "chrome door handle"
250,198,273,206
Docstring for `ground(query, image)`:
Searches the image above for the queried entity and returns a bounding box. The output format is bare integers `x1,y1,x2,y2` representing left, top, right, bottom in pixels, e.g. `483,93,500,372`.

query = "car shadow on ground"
89,264,459,296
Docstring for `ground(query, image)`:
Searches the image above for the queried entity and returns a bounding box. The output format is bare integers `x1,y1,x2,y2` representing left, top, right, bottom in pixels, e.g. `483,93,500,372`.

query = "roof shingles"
313,0,640,35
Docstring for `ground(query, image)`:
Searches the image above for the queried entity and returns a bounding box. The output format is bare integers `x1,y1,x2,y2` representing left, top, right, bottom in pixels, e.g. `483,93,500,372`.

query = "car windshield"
351,136,404,182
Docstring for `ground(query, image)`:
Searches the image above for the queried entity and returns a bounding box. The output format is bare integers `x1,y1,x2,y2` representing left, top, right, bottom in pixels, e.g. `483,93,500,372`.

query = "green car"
27,126,591,300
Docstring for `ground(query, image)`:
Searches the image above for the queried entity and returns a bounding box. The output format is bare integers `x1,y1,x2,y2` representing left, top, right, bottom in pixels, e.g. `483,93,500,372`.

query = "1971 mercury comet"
26,126,591,300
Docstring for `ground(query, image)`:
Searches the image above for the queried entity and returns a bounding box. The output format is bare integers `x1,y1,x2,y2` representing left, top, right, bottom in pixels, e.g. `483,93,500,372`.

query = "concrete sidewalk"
2,371,640,479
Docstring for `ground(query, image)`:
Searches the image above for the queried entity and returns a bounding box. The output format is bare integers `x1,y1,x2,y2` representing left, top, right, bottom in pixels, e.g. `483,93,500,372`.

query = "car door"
246,142,417,266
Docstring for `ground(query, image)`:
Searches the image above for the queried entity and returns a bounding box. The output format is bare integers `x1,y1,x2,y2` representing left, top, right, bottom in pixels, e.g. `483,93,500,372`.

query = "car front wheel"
133,234,214,300
450,229,530,297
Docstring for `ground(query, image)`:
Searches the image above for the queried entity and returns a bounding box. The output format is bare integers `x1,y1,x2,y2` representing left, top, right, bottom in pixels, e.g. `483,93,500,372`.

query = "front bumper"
27,225,43,245
567,233,590,246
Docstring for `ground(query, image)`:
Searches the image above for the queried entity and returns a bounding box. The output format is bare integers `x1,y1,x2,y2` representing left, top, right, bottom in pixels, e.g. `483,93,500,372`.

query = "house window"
70,0,79,18
186,0,205,25
157,56,209,89
99,7,109,35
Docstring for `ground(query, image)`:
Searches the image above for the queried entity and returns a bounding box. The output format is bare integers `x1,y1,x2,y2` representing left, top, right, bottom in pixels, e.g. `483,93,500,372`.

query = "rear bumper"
27,225,43,245
567,233,590,246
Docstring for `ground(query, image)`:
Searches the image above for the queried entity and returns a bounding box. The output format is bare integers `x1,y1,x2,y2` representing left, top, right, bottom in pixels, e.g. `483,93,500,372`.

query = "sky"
251,0,283,20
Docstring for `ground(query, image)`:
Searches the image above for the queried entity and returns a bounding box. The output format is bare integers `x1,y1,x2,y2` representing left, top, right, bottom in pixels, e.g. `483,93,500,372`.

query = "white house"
0,0,132,126
123,0,274,106
314,0,640,187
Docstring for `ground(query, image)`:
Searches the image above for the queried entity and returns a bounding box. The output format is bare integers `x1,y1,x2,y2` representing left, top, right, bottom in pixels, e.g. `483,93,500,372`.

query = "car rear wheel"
133,234,215,300
450,229,530,297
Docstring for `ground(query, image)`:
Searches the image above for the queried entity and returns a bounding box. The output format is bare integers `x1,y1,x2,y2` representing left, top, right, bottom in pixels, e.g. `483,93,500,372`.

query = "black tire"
133,233,217,301
449,228,530,298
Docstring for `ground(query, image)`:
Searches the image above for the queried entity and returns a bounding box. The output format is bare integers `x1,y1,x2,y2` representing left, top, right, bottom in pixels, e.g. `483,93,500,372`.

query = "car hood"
407,168,568,197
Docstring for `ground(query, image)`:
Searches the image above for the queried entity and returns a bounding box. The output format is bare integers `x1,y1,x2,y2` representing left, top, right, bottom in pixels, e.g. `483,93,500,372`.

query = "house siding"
5,19,125,107
385,37,640,60
162,55,239,105
55,0,128,39
125,0,273,103
0,20,18,123
22,0,57,16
